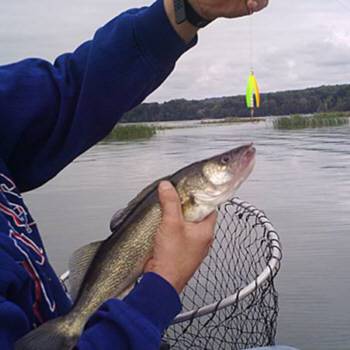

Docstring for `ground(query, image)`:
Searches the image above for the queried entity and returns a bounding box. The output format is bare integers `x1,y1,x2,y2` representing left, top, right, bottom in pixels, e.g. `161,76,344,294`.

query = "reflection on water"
25,121,350,350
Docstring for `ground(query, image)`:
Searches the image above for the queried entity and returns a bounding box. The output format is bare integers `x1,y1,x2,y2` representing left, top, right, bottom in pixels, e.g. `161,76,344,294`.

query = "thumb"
158,181,182,221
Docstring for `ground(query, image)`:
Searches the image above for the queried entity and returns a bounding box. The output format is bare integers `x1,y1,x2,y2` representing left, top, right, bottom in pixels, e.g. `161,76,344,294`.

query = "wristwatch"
173,0,212,28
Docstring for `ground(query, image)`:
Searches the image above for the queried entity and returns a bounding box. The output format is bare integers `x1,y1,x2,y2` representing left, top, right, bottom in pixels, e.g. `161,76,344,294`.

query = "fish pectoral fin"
68,241,102,302
116,283,136,300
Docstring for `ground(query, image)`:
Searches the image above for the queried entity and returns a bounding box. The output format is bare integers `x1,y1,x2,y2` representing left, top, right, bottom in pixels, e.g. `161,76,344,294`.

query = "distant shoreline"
122,84,350,123
105,112,350,141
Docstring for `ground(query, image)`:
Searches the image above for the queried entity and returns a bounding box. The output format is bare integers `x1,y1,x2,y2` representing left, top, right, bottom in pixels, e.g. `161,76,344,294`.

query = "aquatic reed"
273,112,350,130
201,117,264,125
105,124,157,141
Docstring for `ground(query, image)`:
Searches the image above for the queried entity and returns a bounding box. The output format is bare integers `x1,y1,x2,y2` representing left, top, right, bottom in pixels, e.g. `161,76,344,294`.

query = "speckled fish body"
15,144,256,350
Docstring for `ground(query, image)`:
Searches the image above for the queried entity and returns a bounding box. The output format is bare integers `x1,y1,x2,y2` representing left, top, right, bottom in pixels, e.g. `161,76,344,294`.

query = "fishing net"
162,198,282,350
60,198,282,350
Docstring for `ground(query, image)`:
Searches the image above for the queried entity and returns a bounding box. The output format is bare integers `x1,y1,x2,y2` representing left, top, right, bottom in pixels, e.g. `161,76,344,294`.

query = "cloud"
1,0,350,102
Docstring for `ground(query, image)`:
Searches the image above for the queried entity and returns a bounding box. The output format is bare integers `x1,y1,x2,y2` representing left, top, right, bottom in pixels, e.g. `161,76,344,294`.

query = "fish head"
176,144,256,222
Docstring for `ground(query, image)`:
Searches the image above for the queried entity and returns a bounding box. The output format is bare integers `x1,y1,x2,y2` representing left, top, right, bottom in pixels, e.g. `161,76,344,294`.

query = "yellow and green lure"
246,71,260,112
245,10,261,118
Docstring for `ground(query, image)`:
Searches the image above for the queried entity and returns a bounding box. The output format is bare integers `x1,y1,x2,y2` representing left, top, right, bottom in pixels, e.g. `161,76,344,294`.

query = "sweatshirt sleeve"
0,0,197,193
0,298,30,350
0,248,32,350
76,273,182,350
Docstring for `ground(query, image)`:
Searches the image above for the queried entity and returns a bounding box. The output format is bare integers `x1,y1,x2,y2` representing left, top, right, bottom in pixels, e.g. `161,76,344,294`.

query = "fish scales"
15,144,256,350
73,204,162,325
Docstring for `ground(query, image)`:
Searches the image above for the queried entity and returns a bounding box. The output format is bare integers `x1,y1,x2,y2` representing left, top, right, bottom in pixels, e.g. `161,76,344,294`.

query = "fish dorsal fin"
109,176,169,233
109,208,127,233
68,241,102,302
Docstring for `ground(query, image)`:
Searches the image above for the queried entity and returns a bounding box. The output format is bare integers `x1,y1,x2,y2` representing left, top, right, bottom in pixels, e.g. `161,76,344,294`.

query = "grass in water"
105,124,157,141
201,117,265,125
273,112,350,130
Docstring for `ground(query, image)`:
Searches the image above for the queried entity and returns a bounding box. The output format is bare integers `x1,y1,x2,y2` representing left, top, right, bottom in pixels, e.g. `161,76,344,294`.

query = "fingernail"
247,0,258,11
159,181,172,191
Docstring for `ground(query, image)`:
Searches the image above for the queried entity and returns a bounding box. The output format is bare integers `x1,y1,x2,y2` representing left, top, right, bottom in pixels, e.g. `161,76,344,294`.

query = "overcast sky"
1,0,349,102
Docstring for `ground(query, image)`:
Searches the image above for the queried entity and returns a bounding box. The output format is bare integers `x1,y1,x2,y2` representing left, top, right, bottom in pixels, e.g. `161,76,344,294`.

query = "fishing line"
249,12,253,72
245,10,260,118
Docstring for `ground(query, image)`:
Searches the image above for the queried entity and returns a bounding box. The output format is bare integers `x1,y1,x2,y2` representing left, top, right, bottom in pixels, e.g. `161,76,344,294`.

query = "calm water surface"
25,121,350,350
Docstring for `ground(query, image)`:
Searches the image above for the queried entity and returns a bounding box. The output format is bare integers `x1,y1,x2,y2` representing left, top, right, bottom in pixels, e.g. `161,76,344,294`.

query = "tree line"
121,84,350,122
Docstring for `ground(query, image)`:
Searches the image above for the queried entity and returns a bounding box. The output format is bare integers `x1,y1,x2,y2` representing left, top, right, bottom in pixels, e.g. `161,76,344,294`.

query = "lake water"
25,120,350,350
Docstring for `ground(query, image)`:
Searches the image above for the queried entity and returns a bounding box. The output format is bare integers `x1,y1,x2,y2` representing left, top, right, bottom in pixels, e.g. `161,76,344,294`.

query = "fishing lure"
245,9,261,118
246,71,260,117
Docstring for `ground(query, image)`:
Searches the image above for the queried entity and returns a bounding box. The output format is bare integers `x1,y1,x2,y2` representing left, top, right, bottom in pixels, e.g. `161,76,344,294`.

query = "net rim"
171,198,282,324
60,198,282,325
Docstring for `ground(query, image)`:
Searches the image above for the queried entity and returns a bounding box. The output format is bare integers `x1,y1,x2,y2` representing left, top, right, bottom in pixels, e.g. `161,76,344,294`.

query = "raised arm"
0,0,267,193
0,0,196,192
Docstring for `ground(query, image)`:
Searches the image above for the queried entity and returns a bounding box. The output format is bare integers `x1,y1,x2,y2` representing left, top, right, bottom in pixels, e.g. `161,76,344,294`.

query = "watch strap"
174,0,212,28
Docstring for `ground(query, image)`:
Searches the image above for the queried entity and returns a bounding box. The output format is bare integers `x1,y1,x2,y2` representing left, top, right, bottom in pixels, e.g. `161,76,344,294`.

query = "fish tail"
15,315,79,350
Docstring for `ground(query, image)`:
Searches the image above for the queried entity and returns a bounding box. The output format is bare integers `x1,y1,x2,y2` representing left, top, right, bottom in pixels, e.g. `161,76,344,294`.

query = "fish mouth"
239,143,256,168
208,144,255,205
226,143,256,188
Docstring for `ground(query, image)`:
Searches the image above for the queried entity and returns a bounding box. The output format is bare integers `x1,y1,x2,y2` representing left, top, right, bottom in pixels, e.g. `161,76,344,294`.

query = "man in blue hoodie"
0,0,289,349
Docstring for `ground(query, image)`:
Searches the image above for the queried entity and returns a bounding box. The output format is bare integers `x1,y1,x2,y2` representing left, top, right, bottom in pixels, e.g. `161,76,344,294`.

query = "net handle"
60,198,282,325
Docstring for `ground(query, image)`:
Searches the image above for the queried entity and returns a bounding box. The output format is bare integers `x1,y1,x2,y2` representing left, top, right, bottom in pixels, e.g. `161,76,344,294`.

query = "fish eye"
221,155,230,164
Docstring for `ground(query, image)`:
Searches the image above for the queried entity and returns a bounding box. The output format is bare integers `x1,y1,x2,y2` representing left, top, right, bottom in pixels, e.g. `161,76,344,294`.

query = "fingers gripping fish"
15,144,256,350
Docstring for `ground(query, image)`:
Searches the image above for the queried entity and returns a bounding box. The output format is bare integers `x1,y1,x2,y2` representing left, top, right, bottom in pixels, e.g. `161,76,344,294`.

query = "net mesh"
163,198,282,350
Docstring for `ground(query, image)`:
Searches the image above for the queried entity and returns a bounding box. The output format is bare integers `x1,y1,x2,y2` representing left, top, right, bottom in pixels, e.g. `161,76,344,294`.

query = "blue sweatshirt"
0,0,196,348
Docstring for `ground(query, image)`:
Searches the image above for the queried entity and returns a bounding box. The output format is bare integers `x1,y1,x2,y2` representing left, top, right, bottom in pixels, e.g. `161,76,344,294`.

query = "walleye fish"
15,143,256,350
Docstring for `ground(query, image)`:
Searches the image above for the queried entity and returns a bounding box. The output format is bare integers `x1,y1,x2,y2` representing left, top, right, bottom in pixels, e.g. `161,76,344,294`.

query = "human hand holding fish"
144,181,217,294
15,144,256,350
